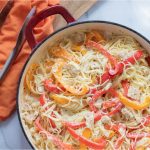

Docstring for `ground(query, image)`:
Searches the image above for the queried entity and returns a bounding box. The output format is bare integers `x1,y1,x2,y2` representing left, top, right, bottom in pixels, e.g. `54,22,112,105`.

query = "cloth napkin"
0,0,59,121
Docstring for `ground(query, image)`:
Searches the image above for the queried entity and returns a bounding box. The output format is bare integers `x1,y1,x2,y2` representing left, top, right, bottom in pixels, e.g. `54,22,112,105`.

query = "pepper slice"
109,50,143,75
100,50,143,84
118,93,150,110
127,132,150,139
35,117,73,150
50,94,69,105
39,94,56,128
52,61,89,96
86,40,117,67
66,127,106,149
25,63,39,95
121,80,130,97
49,46,78,63
44,79,63,94
86,30,105,43
64,104,122,130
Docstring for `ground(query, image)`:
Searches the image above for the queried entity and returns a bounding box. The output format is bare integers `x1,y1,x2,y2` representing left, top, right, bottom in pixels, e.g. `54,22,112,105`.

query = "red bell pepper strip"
102,99,120,109
107,102,123,116
39,94,56,128
86,40,118,67
105,123,126,134
89,88,111,112
64,104,122,130
114,135,124,149
127,132,150,139
35,117,74,150
89,51,143,111
66,126,106,149
143,115,150,126
44,79,63,93
121,80,130,97
100,50,143,84
105,122,126,149
109,50,143,75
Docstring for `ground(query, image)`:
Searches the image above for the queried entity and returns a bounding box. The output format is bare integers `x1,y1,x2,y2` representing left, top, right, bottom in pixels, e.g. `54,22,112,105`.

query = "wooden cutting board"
54,0,97,30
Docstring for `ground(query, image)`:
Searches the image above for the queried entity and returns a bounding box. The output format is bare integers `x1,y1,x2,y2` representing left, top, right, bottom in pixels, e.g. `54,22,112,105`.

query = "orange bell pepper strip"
86,30,105,43
25,63,39,95
86,40,118,67
52,61,89,96
66,127,106,149
72,45,87,55
80,128,92,150
49,46,78,63
35,117,74,150
118,93,150,110
50,94,69,105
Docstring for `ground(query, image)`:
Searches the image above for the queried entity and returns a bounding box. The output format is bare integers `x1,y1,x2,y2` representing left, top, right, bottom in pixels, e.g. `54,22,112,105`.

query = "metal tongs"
0,4,36,84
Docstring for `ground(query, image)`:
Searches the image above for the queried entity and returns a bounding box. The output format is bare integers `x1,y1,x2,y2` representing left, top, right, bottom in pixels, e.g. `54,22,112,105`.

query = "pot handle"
25,5,75,49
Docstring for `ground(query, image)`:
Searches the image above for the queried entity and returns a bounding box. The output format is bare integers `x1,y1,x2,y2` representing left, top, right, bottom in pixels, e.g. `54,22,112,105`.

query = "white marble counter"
0,0,150,149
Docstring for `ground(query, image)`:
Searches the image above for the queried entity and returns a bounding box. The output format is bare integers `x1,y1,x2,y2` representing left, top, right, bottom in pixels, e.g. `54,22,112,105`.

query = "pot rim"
17,20,150,149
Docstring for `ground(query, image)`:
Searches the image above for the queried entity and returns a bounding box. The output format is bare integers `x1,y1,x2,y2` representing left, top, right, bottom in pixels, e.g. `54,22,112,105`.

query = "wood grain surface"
53,0,97,30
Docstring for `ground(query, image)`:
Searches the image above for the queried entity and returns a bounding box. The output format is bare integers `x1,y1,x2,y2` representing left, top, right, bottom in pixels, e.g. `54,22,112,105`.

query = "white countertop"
1,0,150,149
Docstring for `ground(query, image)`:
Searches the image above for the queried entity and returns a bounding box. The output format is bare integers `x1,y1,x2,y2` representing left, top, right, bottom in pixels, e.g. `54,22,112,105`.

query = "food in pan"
21,30,150,149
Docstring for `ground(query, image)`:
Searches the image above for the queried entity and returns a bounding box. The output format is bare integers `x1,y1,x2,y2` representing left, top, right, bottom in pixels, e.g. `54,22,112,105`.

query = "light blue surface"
0,0,150,149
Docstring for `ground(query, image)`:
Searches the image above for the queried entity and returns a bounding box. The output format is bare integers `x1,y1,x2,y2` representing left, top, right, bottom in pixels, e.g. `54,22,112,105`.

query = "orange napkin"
0,0,59,121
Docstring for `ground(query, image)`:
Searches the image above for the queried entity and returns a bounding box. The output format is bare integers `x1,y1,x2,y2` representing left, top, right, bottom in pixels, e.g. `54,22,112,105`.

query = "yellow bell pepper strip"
39,94,56,128
49,46,78,63
52,61,89,96
118,92,150,110
25,63,39,95
86,30,105,43
86,40,118,67
35,117,74,150
50,94,69,105
66,126,106,149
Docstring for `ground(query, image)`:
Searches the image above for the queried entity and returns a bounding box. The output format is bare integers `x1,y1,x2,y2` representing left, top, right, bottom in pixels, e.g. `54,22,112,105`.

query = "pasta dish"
21,30,150,150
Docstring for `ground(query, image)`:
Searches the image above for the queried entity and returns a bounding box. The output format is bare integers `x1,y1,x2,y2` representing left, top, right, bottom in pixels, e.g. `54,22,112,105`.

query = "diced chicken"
127,86,140,100
64,64,80,77
101,116,111,124
121,108,134,120
85,111,94,129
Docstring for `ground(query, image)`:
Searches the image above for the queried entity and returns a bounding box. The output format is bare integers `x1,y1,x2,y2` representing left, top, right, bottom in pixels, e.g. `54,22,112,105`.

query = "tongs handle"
0,7,36,84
